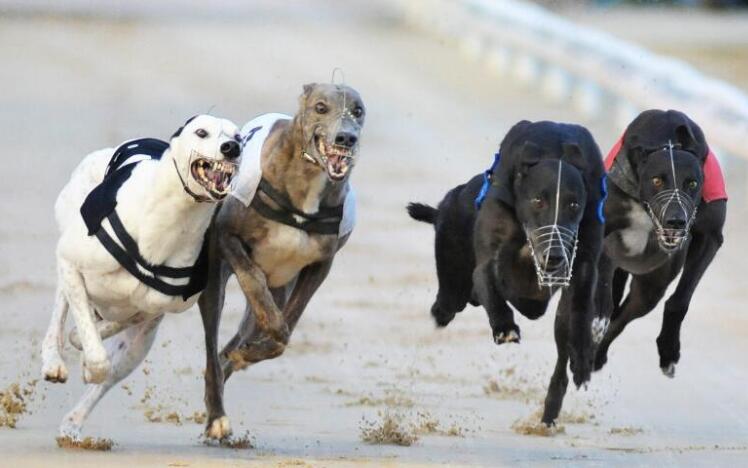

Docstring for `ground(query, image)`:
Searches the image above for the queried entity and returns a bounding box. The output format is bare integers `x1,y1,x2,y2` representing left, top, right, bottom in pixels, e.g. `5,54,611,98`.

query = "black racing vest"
79,138,209,300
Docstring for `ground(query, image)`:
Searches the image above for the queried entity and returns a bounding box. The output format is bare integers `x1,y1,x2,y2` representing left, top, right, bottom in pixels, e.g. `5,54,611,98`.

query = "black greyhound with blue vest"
198,83,365,440
408,120,607,425
41,115,241,440
593,109,727,378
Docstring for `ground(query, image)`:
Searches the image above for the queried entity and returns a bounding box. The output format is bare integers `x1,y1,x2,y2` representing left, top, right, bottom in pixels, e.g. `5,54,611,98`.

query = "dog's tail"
407,202,438,224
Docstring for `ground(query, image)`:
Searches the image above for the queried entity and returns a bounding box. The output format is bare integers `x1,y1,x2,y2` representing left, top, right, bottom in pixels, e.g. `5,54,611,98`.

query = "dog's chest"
617,202,654,257
253,223,333,287
83,269,196,321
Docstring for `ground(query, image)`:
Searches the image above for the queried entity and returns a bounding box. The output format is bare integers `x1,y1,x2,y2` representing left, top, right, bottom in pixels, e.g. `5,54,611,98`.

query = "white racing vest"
230,113,356,238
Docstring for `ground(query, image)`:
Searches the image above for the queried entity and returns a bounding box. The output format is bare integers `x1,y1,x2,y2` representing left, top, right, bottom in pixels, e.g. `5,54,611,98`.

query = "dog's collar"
171,155,213,203
251,178,344,235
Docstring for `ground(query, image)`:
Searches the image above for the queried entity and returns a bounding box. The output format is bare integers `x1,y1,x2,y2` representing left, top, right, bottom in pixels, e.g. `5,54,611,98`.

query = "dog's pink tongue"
328,154,345,172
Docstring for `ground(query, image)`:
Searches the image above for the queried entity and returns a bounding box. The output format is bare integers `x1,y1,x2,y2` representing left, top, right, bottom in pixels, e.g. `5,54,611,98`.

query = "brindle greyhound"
594,109,727,378
198,83,365,440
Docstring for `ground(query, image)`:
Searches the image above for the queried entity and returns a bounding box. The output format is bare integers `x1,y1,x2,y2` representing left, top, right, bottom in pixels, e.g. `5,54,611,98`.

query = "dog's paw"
82,358,110,384
431,302,456,328
42,359,69,384
58,421,82,441
661,362,676,378
493,324,521,345
593,347,608,372
206,416,232,440
570,350,592,388
591,316,610,345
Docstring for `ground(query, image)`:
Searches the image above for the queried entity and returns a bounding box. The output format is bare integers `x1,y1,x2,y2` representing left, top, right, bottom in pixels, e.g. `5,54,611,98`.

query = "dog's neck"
261,117,347,214
126,149,215,265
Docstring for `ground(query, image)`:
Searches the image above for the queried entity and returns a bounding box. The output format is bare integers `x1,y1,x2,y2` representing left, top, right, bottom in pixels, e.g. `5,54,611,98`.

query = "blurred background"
0,1,746,466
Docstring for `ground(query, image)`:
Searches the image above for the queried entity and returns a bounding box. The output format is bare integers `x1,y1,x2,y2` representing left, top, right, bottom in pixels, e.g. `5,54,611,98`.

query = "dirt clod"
0,380,37,428
55,436,113,451
359,411,419,446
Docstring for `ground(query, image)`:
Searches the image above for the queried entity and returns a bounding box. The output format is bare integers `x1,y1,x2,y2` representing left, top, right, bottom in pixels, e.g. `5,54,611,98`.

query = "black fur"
408,120,606,425
593,109,726,379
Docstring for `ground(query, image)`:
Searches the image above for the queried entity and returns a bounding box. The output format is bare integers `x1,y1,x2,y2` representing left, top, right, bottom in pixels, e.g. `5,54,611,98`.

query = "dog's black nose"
220,140,241,159
665,218,687,230
334,132,358,148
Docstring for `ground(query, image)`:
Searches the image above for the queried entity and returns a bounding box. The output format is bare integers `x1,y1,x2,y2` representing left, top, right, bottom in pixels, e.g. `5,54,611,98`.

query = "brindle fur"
198,83,365,439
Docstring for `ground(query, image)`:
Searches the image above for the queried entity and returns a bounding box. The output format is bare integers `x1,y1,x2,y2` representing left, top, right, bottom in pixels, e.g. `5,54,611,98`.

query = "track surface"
1,2,747,466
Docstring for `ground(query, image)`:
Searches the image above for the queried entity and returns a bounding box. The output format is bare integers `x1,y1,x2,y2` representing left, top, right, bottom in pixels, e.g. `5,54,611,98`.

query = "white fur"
41,115,239,438
591,316,610,345
299,172,327,215
619,201,653,256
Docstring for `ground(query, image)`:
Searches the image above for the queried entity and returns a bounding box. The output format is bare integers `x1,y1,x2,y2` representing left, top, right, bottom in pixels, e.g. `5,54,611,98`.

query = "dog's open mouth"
653,228,689,252
190,158,236,199
644,189,697,253
316,136,353,181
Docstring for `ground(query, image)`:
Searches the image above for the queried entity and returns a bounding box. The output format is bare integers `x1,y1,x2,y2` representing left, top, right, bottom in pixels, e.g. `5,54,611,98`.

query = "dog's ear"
518,141,542,172
674,123,704,160
299,83,317,108
561,142,587,172
171,115,199,139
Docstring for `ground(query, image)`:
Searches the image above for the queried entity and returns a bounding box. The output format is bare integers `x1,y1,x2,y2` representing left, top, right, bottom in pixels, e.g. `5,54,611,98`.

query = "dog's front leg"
542,298,571,425
657,200,725,377
564,255,596,388
219,234,289,367
68,312,147,350
58,259,110,384
41,284,70,383
565,217,604,389
226,259,335,374
472,201,519,344
199,244,233,440
591,251,616,371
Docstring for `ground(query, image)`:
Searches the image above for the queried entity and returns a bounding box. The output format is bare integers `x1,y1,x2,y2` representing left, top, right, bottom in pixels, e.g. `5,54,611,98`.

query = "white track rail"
399,0,748,162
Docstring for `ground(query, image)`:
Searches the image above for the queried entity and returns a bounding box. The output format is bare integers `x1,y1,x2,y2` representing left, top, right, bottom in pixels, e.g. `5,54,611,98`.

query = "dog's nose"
334,132,358,148
665,218,687,230
220,140,241,159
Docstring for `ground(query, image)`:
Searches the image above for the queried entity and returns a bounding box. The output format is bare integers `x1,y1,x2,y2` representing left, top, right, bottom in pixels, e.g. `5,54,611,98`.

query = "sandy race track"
0,1,747,466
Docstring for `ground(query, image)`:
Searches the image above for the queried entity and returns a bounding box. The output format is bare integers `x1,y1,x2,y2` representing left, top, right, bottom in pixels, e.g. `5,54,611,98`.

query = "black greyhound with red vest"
593,109,727,378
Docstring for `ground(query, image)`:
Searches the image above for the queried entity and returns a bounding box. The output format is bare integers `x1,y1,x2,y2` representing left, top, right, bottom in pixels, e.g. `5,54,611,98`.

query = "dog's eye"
195,128,209,139
687,180,698,190
531,197,545,209
652,177,664,188
569,201,580,211
352,106,364,118
315,102,329,114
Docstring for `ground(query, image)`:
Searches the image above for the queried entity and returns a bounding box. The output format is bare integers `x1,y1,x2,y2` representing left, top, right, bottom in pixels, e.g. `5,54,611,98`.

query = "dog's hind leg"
657,201,724,377
431,220,474,327
59,316,162,439
541,304,570,426
58,258,110,384
41,284,69,383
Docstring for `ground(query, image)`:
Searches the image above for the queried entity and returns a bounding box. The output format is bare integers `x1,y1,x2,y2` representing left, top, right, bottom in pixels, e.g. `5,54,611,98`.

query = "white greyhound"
40,114,241,439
